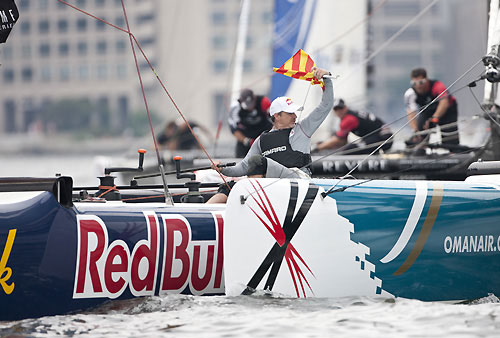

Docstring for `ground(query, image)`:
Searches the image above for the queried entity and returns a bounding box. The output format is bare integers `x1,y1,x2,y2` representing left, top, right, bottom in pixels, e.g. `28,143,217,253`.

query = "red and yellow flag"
273,49,324,90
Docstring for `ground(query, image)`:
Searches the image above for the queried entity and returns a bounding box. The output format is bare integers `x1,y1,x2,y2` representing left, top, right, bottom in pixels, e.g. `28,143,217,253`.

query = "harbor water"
0,293,499,337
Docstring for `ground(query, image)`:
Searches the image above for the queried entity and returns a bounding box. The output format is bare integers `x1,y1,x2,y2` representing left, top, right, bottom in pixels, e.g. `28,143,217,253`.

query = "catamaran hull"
0,177,499,320
0,193,226,320
225,178,500,301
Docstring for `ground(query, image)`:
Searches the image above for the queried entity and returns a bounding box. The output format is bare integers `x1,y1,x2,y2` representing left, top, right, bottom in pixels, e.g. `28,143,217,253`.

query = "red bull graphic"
73,211,224,299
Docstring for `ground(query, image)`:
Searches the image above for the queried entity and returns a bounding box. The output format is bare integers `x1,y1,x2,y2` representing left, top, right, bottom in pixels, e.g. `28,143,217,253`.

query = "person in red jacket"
404,68,459,145
316,99,392,154
228,89,272,157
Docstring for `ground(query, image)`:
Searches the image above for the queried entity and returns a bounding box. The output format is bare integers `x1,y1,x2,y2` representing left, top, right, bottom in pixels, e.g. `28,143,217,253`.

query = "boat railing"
0,176,73,208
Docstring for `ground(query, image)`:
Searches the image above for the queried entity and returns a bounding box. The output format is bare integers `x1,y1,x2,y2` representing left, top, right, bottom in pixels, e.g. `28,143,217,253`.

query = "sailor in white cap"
207,67,333,203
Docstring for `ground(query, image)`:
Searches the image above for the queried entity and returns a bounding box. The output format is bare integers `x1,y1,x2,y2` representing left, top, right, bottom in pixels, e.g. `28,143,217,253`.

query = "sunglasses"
410,79,427,86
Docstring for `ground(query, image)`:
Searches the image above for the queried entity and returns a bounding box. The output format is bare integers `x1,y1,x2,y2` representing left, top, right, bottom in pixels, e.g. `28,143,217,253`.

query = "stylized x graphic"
244,180,319,297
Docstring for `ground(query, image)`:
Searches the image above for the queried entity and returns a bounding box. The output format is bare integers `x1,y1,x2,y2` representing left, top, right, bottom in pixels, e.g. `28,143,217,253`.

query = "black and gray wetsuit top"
259,128,312,174
221,78,333,178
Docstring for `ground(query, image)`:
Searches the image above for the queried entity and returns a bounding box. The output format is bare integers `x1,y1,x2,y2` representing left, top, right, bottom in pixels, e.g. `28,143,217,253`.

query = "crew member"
207,67,333,203
228,89,273,157
158,119,211,150
315,98,392,154
404,67,459,145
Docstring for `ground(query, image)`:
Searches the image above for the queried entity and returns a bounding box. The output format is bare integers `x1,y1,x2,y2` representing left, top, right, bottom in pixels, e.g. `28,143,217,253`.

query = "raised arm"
299,74,334,137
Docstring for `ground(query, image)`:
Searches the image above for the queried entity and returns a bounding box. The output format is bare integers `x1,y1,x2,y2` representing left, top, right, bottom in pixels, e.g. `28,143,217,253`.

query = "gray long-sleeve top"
221,78,334,177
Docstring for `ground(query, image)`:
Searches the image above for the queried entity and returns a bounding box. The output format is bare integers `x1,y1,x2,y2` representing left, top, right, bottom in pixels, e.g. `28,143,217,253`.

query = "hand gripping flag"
273,49,324,90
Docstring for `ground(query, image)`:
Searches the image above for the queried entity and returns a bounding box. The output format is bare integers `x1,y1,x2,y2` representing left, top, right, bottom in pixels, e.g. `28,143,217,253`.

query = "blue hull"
0,192,225,320
315,179,500,301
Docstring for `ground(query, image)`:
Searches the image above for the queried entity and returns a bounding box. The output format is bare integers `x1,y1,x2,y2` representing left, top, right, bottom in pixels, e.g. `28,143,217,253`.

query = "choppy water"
0,293,499,337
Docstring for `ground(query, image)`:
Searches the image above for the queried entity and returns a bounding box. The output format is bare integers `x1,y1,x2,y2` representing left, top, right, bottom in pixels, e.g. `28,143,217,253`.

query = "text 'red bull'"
73,211,224,299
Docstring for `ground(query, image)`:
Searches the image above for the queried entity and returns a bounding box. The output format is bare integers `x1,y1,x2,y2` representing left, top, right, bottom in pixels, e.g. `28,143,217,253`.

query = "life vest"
413,80,457,114
259,128,311,169
345,110,386,138
238,96,273,139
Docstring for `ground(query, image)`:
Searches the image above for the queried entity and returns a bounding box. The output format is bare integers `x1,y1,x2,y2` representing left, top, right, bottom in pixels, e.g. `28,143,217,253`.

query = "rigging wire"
57,0,232,193
57,0,490,203
324,115,500,196
323,138,491,195
316,78,483,159
217,0,443,168
238,0,390,92
469,84,500,129
215,0,252,157
212,0,390,146
338,0,441,86
124,34,232,190
310,0,388,55
321,58,485,197
241,60,486,202
119,0,174,205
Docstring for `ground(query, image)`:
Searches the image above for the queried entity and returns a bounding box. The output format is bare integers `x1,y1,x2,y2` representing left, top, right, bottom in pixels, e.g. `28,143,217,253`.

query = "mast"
230,0,251,104
484,0,500,103
483,0,500,159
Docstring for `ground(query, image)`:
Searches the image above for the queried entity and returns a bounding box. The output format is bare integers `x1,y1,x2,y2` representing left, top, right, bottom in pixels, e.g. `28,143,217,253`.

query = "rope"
242,59,486,201
58,0,232,193
469,85,500,129
127,34,232,191
212,0,390,145
321,58,484,196
339,0,441,86
324,140,490,195
97,185,117,198
311,0,388,55
237,0,390,93
297,83,312,122
315,80,475,160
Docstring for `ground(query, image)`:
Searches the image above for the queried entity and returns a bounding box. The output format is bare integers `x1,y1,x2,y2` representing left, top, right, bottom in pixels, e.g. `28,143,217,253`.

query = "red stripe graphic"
246,179,315,297
247,180,285,246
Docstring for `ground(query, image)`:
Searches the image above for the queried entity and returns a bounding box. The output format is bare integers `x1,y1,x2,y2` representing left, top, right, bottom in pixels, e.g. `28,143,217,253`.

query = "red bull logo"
0,229,16,295
73,211,224,299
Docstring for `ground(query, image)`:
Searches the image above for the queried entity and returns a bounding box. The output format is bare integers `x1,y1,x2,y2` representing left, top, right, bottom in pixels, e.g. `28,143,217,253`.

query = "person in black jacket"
157,119,211,150
316,99,392,154
228,89,273,157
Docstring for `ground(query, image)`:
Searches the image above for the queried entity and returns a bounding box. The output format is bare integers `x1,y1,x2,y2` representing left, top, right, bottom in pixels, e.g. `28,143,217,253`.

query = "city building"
0,0,488,147
366,0,488,125
0,0,273,145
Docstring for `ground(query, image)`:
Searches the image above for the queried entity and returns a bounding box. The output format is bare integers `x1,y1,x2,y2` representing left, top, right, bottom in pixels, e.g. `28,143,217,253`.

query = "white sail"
271,0,367,140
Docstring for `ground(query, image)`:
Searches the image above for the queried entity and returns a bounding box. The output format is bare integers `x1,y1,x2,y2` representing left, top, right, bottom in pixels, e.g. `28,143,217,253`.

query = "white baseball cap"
269,96,301,116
